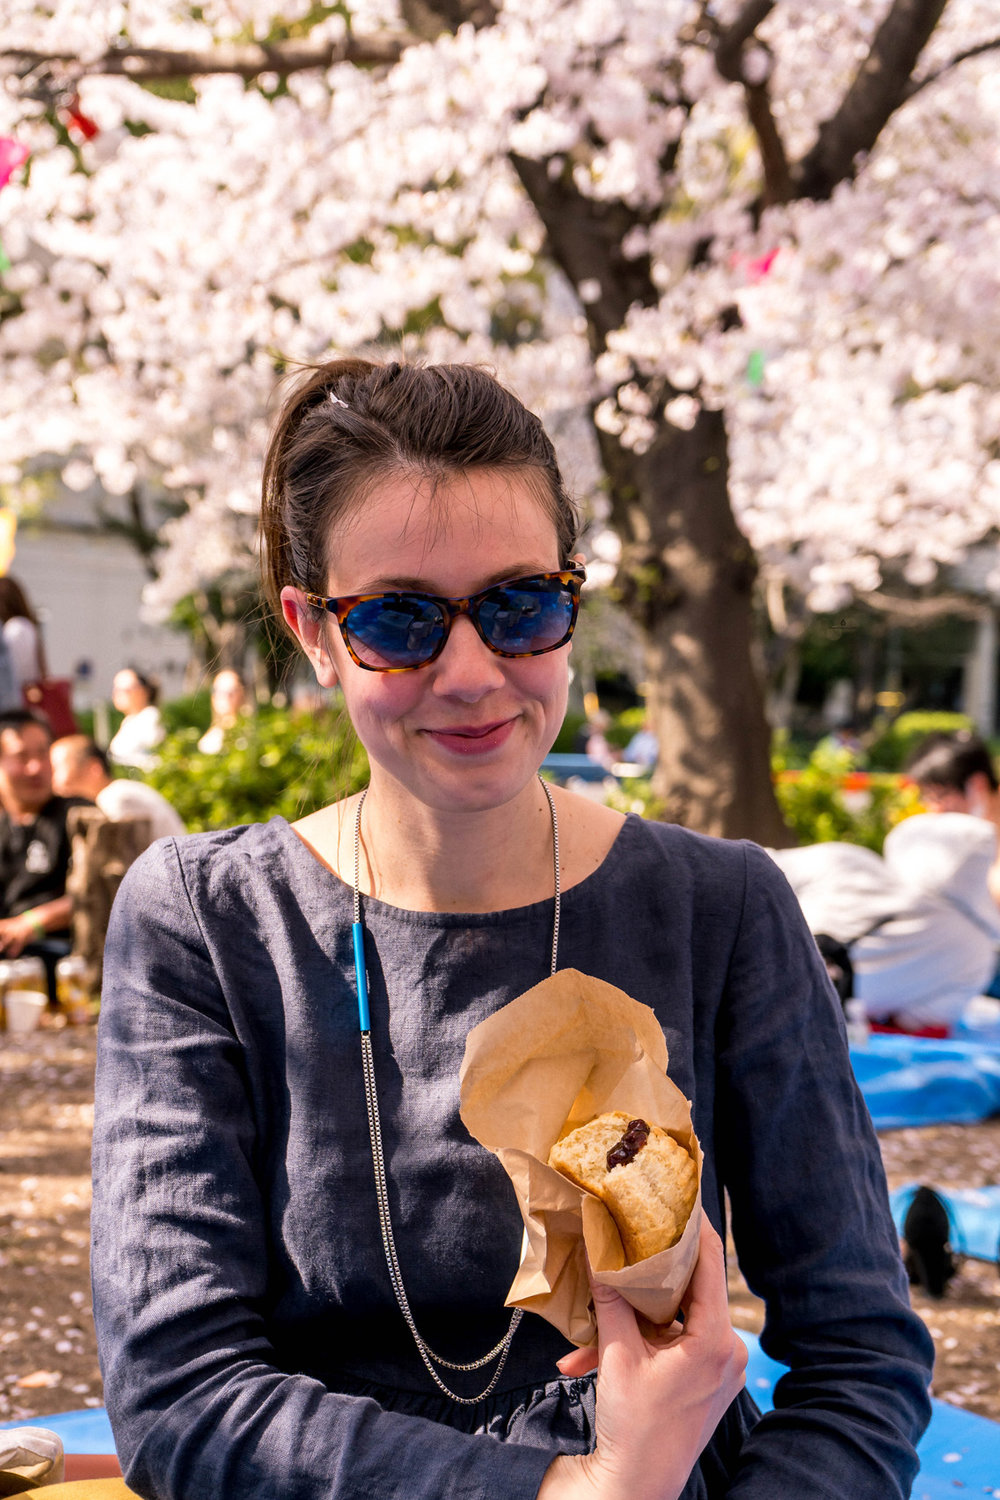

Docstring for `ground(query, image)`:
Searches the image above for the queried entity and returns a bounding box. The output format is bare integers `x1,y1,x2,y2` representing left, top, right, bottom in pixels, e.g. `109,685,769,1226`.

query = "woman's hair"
904,729,998,793
0,575,38,626
259,358,579,627
117,666,160,708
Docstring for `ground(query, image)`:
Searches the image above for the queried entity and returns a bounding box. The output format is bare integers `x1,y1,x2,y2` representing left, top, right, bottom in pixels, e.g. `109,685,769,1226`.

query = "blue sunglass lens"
477,579,575,654
345,596,446,668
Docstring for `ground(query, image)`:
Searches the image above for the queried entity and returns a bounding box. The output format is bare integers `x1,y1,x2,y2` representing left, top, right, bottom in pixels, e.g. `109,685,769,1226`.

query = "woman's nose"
430,615,506,698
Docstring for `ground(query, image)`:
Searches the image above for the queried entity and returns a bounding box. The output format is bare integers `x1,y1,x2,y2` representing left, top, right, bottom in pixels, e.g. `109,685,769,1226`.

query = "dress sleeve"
91,840,555,1500
714,842,934,1498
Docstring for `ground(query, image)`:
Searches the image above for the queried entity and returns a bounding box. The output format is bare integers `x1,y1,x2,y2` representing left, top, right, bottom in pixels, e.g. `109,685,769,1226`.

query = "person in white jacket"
51,734,185,844
107,668,165,771
769,731,1000,1032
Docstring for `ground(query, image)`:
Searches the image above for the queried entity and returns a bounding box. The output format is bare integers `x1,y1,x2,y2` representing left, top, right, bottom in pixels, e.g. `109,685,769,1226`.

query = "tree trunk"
604,409,792,844
506,153,790,842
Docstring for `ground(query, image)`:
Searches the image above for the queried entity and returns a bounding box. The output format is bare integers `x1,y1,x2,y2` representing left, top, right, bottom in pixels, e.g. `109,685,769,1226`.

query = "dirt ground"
3,1026,1000,1430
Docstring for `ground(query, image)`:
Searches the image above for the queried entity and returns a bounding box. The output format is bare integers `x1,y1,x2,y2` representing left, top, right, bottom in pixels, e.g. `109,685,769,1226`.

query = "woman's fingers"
680,1219,749,1381
591,1278,646,1363
552,1213,748,1500
556,1345,598,1377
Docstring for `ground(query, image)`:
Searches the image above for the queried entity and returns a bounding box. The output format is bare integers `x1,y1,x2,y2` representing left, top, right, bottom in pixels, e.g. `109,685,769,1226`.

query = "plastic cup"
4,989,47,1033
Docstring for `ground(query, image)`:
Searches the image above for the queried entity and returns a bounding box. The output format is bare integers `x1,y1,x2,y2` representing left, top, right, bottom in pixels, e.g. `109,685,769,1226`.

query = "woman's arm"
715,844,934,1498
92,840,556,1500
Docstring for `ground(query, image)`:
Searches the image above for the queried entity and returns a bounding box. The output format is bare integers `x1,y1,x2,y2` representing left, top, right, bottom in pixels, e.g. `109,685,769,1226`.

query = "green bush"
773,743,921,852
866,710,973,771
161,690,212,735
608,705,645,750
552,711,586,752
146,704,369,832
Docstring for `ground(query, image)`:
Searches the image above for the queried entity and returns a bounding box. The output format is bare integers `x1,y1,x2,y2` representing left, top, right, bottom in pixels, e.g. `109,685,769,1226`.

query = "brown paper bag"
460,968,702,1347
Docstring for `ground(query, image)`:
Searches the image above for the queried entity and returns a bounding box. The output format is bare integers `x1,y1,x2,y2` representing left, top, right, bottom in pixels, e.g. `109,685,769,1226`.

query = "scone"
548,1110,698,1263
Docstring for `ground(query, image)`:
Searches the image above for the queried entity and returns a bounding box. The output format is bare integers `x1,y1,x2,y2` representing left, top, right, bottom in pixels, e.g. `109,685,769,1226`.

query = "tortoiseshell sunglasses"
304,565,585,672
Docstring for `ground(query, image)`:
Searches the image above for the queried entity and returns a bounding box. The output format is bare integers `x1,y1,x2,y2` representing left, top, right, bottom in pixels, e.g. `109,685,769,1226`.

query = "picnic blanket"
0,1408,116,1454
850,1032,1000,1129
8,1359,1000,1496
741,1329,1000,1497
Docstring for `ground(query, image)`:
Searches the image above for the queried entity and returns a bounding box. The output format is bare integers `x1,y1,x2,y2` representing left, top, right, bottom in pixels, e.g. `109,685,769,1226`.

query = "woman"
0,575,44,689
197,667,247,754
107,666,165,772
91,359,932,1500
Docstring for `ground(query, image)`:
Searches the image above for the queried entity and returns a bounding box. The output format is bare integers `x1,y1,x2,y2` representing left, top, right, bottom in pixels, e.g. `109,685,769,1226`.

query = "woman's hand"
537,1215,747,1500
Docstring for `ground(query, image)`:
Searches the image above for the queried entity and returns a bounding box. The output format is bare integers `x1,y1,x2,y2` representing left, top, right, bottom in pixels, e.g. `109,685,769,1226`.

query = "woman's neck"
354,778,557,913
292,777,625,915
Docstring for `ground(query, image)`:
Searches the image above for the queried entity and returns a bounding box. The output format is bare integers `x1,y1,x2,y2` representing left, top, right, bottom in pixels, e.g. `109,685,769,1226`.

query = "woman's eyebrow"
347,565,556,596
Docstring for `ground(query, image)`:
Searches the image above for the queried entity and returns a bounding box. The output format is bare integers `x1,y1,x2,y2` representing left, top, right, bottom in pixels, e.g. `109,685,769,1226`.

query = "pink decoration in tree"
0,139,29,191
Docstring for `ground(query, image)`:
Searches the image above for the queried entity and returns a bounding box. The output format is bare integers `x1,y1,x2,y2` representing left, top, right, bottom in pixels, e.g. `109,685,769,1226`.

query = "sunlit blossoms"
1,0,998,622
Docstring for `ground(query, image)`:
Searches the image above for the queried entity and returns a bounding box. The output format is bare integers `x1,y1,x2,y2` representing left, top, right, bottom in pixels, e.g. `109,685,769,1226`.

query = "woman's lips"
424,719,516,755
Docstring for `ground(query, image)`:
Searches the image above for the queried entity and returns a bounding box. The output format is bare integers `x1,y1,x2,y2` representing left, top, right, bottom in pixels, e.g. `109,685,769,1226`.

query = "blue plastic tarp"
740,1329,1000,1496
6,1361,1000,1493
850,1032,1000,1129
0,1406,116,1452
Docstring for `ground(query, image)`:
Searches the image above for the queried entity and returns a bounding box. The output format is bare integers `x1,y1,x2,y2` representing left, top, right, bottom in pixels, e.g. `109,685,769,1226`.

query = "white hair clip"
329,393,349,408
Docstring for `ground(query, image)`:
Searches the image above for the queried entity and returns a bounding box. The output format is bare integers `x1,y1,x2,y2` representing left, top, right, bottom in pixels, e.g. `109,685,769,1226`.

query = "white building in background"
6,495,194,723
953,544,1000,740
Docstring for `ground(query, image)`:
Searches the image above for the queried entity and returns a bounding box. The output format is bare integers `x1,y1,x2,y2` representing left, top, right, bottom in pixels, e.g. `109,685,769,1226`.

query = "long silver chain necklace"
351,776,560,1405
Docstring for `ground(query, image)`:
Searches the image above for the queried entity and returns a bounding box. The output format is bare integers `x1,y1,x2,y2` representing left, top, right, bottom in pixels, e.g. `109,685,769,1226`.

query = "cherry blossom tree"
1,0,999,838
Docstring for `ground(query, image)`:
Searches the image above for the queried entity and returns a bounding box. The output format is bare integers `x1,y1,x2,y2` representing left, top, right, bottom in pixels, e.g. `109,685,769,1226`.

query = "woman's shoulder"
2,614,36,642
566,810,773,931
119,817,306,909
621,811,760,880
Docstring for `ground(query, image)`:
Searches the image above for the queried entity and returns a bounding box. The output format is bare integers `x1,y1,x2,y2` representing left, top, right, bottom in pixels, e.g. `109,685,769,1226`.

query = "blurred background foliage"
104,696,982,850
142,704,369,832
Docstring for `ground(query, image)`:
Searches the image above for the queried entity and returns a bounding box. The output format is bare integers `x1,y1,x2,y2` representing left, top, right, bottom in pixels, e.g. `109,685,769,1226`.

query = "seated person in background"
108,667,165,772
768,730,1000,1034
579,709,616,770
904,728,1000,866
197,668,246,754
815,718,866,766
0,708,92,996
50,735,186,844
623,717,659,773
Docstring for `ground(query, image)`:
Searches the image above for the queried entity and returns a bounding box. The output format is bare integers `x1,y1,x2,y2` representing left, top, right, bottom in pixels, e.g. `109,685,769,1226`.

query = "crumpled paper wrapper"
0,1427,64,1492
460,968,702,1347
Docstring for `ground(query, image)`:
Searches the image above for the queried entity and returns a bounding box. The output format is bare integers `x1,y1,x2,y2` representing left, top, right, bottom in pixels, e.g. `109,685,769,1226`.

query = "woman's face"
282,469,573,816
211,671,245,724
112,671,149,715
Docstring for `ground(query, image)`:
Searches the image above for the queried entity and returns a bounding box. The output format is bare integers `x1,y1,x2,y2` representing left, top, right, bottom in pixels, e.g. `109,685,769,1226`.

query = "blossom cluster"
0,0,998,622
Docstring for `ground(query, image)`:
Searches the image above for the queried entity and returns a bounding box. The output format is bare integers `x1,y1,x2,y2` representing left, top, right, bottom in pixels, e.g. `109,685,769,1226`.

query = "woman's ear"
280,587,339,688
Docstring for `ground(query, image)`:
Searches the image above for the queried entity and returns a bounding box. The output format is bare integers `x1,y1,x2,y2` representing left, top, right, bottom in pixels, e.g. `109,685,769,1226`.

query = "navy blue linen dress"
91,814,933,1499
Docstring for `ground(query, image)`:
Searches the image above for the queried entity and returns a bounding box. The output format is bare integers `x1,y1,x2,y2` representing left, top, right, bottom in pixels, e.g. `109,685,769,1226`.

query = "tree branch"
743,81,793,205
2,34,410,86
713,0,776,78
793,0,949,200
904,34,1000,100
712,3,791,206
508,154,658,353
858,588,989,623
